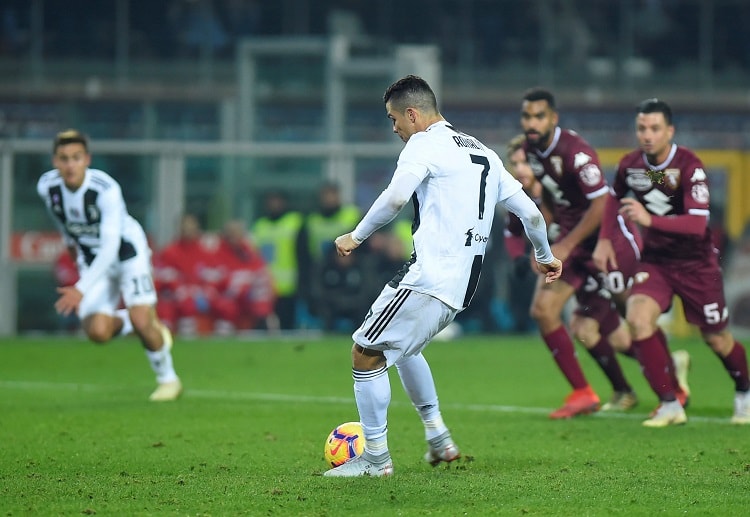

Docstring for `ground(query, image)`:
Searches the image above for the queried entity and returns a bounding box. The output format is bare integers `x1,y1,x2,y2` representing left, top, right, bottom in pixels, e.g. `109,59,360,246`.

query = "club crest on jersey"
579,164,602,187
691,183,709,204
664,169,680,190
70,208,80,217
625,169,652,191
87,205,100,221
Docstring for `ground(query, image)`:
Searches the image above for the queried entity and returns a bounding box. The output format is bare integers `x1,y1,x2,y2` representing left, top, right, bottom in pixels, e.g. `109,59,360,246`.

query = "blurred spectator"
217,220,277,331
251,190,305,330
219,0,261,41
154,213,236,335
300,182,361,318
168,0,229,58
368,227,412,289
0,6,26,56
309,245,379,333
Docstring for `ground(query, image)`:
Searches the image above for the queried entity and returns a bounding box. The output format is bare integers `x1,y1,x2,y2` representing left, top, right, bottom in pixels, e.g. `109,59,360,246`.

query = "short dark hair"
637,98,673,125
53,129,89,154
383,75,438,114
522,87,556,109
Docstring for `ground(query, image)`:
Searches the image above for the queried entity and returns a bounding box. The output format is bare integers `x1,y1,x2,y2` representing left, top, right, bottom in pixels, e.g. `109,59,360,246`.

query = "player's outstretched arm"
502,189,556,267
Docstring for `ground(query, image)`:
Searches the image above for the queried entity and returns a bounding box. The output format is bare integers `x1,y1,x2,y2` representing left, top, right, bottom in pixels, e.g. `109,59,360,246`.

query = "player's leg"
627,267,685,426
701,329,750,422
323,343,392,478
678,261,750,424
78,274,123,344
395,352,460,466
120,258,182,401
325,287,453,477
324,287,400,477
605,272,688,406
571,307,637,411
530,274,599,418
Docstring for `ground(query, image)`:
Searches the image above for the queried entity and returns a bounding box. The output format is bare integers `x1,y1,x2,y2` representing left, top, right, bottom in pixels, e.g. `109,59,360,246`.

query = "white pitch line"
0,380,735,424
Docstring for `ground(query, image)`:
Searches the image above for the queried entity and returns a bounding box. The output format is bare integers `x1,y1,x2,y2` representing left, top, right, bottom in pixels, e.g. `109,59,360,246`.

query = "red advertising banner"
10,232,66,263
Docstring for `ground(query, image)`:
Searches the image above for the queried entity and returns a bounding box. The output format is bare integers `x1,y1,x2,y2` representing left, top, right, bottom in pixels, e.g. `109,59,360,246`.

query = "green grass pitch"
1,333,749,515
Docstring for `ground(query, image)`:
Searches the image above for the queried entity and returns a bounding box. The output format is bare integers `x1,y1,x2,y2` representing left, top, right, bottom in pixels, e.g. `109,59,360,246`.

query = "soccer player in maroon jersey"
594,98,750,427
520,88,643,418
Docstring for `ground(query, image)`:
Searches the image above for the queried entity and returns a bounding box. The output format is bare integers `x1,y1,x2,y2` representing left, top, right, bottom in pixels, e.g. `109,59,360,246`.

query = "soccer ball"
324,421,365,468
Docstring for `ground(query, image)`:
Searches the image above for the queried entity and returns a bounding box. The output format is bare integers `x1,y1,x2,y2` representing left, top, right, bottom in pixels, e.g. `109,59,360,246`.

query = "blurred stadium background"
1,0,749,336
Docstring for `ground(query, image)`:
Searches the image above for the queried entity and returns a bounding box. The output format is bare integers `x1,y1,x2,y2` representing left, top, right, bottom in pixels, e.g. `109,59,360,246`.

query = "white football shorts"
77,250,157,319
352,285,458,367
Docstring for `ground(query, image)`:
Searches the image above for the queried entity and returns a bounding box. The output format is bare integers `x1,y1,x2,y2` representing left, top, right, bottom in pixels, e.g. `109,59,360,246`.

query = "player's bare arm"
592,238,617,272
619,198,652,227
552,194,606,262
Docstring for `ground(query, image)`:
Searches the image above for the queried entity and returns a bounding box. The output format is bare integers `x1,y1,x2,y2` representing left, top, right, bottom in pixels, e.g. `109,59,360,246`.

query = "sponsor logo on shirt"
625,169,652,191
464,228,489,246
65,221,100,238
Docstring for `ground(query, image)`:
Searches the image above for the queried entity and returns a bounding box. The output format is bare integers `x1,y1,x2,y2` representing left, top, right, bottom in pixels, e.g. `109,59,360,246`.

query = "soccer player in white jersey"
324,76,562,477
37,129,182,402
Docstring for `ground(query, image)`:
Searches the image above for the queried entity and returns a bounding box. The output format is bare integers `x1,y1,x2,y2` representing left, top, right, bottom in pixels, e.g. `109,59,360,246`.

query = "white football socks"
146,346,178,384
353,365,390,456
395,353,449,440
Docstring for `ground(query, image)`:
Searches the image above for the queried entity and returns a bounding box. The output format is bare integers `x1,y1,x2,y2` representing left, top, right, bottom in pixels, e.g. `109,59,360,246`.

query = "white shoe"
642,400,687,427
424,442,461,466
149,379,183,401
323,454,393,477
671,350,691,397
731,391,750,424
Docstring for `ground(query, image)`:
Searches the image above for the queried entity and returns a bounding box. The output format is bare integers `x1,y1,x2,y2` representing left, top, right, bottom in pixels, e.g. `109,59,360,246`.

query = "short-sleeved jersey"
394,120,523,310
524,127,609,251
37,168,149,293
613,144,713,263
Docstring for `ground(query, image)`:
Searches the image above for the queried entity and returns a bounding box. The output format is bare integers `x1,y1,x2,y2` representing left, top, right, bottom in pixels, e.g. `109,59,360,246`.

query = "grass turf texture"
1,334,749,516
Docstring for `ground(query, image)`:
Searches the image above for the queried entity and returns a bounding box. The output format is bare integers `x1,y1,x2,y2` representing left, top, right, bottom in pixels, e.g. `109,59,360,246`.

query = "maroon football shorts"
574,287,622,336
630,253,729,333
